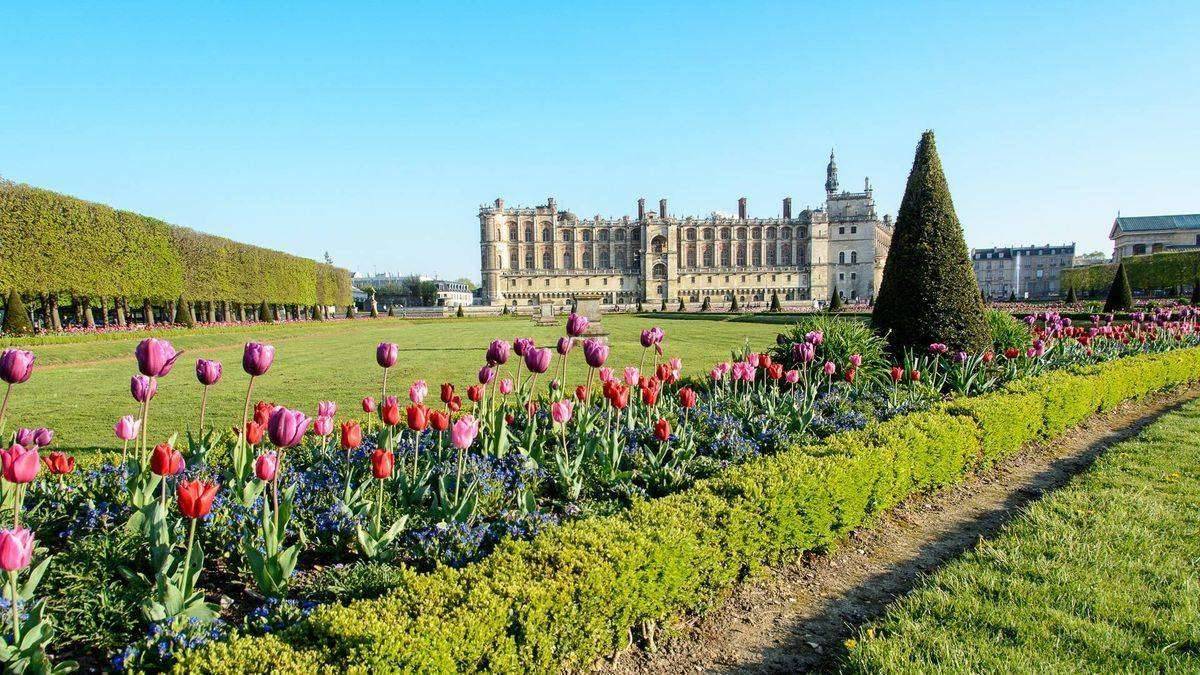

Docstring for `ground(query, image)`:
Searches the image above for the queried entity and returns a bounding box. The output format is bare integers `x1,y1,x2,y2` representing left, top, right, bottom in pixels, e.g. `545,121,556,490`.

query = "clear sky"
2,2,1196,281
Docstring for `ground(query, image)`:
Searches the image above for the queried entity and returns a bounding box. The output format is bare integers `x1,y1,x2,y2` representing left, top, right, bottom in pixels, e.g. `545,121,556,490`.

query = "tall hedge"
0,178,351,310
872,131,989,352
1063,250,1200,295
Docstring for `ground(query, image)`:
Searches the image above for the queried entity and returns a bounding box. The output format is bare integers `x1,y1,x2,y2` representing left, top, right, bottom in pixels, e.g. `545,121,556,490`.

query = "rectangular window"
850,226,857,234
838,227,845,235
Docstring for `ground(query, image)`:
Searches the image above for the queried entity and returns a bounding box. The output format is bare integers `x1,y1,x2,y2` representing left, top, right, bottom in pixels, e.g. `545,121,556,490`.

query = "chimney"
783,197,792,219
547,196,557,213
737,197,747,219
637,198,646,221
659,198,667,218
494,197,504,210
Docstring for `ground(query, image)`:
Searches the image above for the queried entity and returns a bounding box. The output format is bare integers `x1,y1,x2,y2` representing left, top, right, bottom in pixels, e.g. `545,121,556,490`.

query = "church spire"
825,149,839,195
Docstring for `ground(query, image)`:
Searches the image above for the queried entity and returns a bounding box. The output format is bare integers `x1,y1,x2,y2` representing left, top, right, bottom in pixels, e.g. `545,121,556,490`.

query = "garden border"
177,346,1200,674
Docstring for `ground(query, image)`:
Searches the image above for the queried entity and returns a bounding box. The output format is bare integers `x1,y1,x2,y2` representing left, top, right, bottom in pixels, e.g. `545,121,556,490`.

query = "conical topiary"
1103,262,1134,312
873,131,989,352
2,290,33,335
701,296,711,311
1009,290,1017,302
636,301,643,313
770,290,782,312
1065,285,1078,304
258,301,270,321
387,305,395,317
456,304,464,318
730,295,739,312
828,287,843,313
177,297,196,328
677,298,685,312
660,298,667,312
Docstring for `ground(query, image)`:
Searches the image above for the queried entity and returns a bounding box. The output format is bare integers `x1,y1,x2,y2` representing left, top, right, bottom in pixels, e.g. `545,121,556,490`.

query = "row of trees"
0,179,352,332
1061,250,1200,296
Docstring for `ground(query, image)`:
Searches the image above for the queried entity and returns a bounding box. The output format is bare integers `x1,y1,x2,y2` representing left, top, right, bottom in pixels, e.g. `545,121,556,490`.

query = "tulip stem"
0,382,11,434
381,368,389,406
139,396,151,465
8,570,18,646
199,385,209,432
239,376,256,475
454,447,464,502
374,477,384,534
121,439,128,468
180,517,197,596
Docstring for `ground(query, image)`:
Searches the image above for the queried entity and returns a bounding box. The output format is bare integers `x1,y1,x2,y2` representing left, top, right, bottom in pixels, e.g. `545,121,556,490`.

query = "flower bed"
0,309,1196,671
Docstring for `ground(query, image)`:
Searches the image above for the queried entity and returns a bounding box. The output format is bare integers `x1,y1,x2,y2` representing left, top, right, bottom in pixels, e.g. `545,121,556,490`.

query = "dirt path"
599,386,1200,674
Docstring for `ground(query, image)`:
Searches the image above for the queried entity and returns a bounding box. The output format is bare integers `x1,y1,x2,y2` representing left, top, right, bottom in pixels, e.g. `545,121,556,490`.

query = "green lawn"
4,315,784,456
844,397,1200,673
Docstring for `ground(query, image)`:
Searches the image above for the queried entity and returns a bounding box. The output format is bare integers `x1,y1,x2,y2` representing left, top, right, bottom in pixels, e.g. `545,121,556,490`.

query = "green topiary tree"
258,301,270,321
1008,290,1017,302
770,290,782,312
501,304,509,316
387,305,395,317
2,290,33,335
730,295,740,312
660,298,667,312
176,296,196,328
872,131,989,352
828,287,843,313
636,301,643,313
1065,285,1078,304
1103,261,1134,312
677,297,685,312
455,305,464,318
701,296,711,311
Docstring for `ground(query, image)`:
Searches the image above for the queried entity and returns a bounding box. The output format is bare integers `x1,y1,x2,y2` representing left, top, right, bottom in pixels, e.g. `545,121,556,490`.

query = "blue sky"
2,2,1196,280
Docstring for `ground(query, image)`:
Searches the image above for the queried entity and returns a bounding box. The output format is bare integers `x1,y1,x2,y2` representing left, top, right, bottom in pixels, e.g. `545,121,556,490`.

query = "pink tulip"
254,452,279,481
823,361,836,376
785,369,800,384
849,354,863,368
130,375,157,403
1,444,39,483
195,358,222,386
114,415,141,441
623,367,640,386
361,396,377,413
318,400,337,418
551,399,574,424
598,367,615,383
668,357,683,379
0,349,35,385
409,380,428,404
710,366,724,381
450,415,479,450
0,528,33,572
376,342,399,369
499,379,514,395
314,415,334,437
267,407,311,448
135,338,182,378
746,353,761,367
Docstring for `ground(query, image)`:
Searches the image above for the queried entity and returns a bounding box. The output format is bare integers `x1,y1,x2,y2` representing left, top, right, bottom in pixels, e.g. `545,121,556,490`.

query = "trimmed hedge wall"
177,347,1200,674
1063,250,1200,294
0,179,351,307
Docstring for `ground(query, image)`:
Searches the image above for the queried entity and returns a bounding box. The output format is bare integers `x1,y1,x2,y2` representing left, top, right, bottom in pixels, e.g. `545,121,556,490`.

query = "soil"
598,386,1200,674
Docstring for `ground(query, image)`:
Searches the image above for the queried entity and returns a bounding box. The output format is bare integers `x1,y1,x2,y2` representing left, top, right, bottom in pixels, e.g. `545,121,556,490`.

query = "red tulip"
42,451,75,476
575,385,589,401
982,350,995,363
406,404,429,431
244,421,265,446
253,401,276,427
678,387,697,409
767,363,784,380
150,442,186,476
467,385,484,403
910,369,921,382
641,382,659,406
654,418,671,442
889,366,904,383
381,396,401,426
1004,347,1019,359
429,410,450,432
844,368,856,383
371,448,394,479
447,396,462,413
340,420,362,449
177,479,218,519
440,383,455,404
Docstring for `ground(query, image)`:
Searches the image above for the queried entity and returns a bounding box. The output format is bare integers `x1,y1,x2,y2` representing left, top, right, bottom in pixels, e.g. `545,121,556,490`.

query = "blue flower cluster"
113,617,226,672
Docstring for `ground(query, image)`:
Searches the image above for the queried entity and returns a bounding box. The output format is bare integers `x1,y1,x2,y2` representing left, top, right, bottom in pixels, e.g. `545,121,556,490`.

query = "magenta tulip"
566,313,589,337
485,339,509,366
313,415,334,437
583,339,609,368
450,415,479,450
823,361,836,376
0,349,34,385
524,347,552,374
0,528,33,572
1,444,39,484
551,399,574,424
254,452,279,481
267,407,311,448
376,342,399,369
513,337,534,357
130,375,157,402
556,337,573,356
242,342,276,377
114,415,141,441
195,358,223,386
478,365,496,385
317,400,337,418
135,338,182,378
32,428,52,448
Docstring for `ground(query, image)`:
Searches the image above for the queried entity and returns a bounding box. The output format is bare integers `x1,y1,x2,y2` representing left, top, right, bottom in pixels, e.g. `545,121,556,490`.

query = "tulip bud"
254,452,278,481
654,418,671,442
150,443,185,476
340,420,363,449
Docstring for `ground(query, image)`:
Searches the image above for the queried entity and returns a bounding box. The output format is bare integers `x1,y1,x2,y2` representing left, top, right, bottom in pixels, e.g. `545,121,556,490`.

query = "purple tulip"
513,337,535,357
565,313,589,338
13,429,35,447
478,365,496,385
131,375,157,402
556,336,573,356
524,347,552,374
195,358,223,386
0,349,35,385
242,342,275,377
486,339,510,366
267,407,311,448
317,400,337,418
135,338,182,378
582,338,609,368
33,427,52,448
377,342,399,369
639,327,664,348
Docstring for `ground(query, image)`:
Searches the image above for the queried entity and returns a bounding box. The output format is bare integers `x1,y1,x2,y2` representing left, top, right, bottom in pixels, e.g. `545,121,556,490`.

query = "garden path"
599,385,1200,674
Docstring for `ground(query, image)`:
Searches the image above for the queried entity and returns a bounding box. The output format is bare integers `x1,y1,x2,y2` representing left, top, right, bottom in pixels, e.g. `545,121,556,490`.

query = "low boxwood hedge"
177,347,1200,674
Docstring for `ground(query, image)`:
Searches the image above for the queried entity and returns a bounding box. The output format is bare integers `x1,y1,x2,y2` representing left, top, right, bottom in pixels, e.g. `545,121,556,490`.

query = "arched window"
839,251,846,264
631,229,641,242
510,250,519,269
615,250,627,268
599,250,610,267
767,245,777,265
542,227,552,242
509,224,518,241
702,245,714,266
686,228,697,241
703,228,714,241
766,226,777,239
686,245,697,267
651,235,667,253
582,230,591,242
720,245,731,266
542,250,553,269
781,227,792,239
752,227,761,239
562,230,573,242
563,251,574,269
851,251,858,264
782,243,792,265
524,225,534,241
615,230,626,242
599,229,609,242
583,250,593,268
525,250,534,269
652,262,667,278
720,228,731,240
752,246,762,265
736,227,746,240
736,243,746,266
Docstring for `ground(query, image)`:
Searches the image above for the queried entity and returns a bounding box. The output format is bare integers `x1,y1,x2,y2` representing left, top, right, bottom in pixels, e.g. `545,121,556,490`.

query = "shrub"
771,314,888,376
701,297,711,311
179,347,1200,673
2,289,33,335
730,296,740,312
1104,261,1133,312
1193,277,1200,306
873,131,989,353
1065,285,1078,304
828,288,843,313
677,298,685,312
985,309,1029,352
1062,250,1200,295
770,291,781,312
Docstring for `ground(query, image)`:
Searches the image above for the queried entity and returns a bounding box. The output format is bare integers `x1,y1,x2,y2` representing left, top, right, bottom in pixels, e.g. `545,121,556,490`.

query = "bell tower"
825,149,839,196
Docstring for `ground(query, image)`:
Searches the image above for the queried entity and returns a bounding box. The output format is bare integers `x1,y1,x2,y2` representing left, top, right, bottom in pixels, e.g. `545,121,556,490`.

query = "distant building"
433,280,473,307
971,244,1076,300
352,273,474,308
1110,214,1200,261
1073,251,1109,267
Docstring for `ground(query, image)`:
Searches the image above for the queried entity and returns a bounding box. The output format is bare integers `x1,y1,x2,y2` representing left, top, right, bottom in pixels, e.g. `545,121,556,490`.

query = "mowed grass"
6,315,783,457
844,397,1200,673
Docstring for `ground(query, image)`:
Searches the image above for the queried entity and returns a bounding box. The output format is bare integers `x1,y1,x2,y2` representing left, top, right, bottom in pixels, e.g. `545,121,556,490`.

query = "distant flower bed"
0,307,1198,669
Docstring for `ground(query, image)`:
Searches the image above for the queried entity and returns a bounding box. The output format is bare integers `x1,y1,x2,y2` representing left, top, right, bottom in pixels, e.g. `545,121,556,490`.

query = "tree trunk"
98,297,109,326
166,299,177,323
188,301,197,324
116,297,127,327
144,299,155,326
82,297,96,328
206,301,215,323
48,295,62,331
